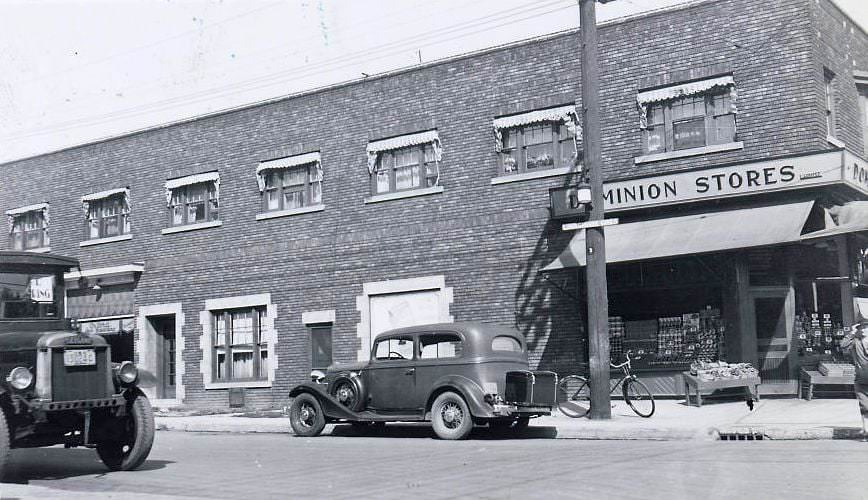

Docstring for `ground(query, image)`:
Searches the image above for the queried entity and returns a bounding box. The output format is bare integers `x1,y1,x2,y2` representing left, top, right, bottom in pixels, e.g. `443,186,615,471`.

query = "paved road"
0,425,865,500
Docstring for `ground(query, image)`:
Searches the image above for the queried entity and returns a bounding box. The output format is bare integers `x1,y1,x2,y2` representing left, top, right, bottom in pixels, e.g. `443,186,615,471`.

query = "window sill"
79,233,133,247
364,185,444,204
634,142,744,164
161,220,222,235
256,204,325,221
204,380,272,390
490,166,576,185
827,135,845,148
26,247,52,254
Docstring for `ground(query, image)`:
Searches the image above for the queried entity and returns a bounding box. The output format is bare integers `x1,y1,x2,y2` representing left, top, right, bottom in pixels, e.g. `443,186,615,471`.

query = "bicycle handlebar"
609,350,633,369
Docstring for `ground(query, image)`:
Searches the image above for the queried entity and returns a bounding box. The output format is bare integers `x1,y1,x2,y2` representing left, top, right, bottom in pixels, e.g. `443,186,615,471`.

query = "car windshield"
0,271,60,319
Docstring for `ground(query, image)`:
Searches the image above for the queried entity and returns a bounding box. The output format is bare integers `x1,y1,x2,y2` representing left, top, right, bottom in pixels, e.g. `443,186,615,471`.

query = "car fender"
288,382,365,421
425,375,494,419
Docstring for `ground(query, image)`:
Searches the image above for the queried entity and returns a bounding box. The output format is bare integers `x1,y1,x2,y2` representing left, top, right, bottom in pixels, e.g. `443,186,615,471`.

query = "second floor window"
168,183,218,226
499,122,576,175
7,205,49,251
373,144,439,194
638,75,737,155
84,191,130,239
263,165,322,211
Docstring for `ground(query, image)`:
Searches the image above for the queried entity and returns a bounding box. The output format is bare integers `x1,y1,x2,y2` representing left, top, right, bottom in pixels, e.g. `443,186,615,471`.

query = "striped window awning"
5,203,49,233
256,151,322,192
366,130,442,174
81,187,130,215
492,105,580,152
164,171,220,206
637,75,735,105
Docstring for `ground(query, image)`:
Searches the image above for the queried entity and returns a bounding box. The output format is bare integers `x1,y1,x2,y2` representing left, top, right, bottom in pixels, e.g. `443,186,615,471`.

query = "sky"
1,0,866,164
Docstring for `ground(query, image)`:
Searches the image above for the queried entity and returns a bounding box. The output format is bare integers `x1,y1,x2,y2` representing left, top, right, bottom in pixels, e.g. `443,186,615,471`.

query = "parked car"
288,322,557,440
0,251,154,477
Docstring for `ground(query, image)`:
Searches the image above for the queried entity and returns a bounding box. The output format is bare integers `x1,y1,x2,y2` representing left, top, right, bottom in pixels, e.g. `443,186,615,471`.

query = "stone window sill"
80,233,133,247
204,380,272,390
490,166,576,185
161,220,222,235
634,142,744,164
364,185,443,204
256,204,325,221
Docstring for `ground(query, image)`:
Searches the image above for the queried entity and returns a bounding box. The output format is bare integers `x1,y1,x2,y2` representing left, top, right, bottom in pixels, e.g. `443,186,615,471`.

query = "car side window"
491,335,522,352
374,336,414,360
419,333,463,359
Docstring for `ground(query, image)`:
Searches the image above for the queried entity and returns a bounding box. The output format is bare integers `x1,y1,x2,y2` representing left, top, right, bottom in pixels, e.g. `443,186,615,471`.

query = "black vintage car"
0,251,154,476
288,322,557,440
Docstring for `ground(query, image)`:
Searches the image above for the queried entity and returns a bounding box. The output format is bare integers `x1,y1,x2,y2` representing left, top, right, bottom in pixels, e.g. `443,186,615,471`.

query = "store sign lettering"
603,151,845,212
845,152,868,193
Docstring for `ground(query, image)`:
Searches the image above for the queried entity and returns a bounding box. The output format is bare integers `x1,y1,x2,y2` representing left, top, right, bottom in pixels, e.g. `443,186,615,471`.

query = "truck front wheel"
97,389,155,471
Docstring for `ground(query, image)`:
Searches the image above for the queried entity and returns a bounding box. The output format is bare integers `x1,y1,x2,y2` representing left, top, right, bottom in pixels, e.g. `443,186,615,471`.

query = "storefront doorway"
747,287,795,394
148,315,177,400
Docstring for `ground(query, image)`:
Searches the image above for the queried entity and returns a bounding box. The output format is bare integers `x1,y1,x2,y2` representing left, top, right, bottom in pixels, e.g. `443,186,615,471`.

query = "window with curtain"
86,195,130,239
213,307,268,382
9,209,49,251
498,122,576,175
372,144,439,195
641,87,737,155
168,182,218,227
262,163,322,212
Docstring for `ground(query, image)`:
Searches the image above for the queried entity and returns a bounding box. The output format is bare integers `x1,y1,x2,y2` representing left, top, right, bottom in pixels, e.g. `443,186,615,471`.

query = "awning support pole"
579,0,611,419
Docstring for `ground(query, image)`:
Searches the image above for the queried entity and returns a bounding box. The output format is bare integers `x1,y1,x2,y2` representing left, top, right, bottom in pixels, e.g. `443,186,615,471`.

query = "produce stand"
798,368,855,401
682,371,761,407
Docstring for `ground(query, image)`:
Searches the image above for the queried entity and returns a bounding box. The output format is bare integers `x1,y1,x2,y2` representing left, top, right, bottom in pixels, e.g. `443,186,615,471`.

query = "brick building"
2,0,867,408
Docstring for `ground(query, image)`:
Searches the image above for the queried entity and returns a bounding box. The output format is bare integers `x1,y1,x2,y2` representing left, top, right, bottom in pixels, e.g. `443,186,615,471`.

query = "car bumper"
491,404,552,416
28,396,125,411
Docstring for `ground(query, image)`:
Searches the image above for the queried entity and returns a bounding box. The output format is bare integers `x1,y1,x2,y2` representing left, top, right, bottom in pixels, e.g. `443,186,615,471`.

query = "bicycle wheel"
557,375,590,418
623,378,655,418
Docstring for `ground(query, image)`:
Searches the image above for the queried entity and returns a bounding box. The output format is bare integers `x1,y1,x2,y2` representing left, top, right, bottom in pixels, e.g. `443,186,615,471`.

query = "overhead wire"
2,0,576,141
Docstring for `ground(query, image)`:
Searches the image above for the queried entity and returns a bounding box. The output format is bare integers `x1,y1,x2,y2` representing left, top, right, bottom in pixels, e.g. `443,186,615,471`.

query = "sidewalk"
153,398,865,441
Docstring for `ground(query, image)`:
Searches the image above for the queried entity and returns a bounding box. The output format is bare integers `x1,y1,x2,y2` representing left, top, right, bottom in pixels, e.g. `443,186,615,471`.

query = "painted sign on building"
603,150,850,212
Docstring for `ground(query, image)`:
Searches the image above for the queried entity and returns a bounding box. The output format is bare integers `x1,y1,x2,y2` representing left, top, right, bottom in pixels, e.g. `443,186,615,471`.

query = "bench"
798,368,855,401
682,371,761,407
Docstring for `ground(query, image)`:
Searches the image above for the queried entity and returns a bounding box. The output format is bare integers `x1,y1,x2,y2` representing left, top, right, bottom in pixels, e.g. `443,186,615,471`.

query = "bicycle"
557,350,655,418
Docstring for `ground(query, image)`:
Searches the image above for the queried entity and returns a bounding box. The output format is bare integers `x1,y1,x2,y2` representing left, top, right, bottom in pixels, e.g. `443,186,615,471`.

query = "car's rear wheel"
289,393,326,437
96,389,155,471
431,391,473,440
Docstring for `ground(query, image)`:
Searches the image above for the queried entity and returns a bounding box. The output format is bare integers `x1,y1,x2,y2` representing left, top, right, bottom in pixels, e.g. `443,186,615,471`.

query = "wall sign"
602,150,854,212
29,276,54,303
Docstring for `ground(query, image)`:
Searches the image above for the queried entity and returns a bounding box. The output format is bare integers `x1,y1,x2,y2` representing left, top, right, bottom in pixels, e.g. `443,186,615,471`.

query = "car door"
365,335,418,412
414,331,464,405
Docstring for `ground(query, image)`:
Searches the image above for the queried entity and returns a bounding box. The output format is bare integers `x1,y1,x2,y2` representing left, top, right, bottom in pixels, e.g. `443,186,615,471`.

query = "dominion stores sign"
601,150,868,212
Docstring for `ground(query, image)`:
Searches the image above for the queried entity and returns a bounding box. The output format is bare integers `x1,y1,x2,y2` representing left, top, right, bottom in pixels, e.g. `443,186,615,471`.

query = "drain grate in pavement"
718,431,765,441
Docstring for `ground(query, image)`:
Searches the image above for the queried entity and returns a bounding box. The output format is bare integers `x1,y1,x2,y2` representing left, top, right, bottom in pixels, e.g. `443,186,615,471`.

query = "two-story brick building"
2,0,867,408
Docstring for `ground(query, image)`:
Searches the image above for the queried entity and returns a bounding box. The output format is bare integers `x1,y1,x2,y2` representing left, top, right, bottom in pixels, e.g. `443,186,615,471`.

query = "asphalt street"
0,426,865,500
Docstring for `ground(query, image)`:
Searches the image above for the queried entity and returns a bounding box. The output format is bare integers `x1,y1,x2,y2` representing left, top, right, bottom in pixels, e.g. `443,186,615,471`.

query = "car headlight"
7,366,33,390
118,361,139,385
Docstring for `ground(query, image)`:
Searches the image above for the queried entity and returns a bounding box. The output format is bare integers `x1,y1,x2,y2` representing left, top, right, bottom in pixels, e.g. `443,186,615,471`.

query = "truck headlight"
118,361,139,385
7,366,33,390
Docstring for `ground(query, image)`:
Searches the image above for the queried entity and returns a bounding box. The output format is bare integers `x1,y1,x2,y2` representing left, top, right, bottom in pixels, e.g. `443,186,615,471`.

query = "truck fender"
425,375,494,419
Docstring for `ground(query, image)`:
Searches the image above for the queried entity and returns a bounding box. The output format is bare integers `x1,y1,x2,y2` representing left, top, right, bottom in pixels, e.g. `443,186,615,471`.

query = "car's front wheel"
431,391,473,440
96,389,155,471
289,393,326,437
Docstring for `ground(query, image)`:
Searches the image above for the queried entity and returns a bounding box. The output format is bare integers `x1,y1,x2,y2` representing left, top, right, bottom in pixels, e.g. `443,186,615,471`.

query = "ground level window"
213,307,268,381
310,324,333,370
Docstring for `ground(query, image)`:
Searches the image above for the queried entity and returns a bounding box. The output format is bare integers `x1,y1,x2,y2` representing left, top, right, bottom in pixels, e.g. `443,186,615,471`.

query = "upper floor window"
213,307,269,382
493,105,580,176
638,75,737,155
367,130,441,196
824,68,836,139
5,203,49,251
164,172,220,227
81,188,130,240
256,152,323,213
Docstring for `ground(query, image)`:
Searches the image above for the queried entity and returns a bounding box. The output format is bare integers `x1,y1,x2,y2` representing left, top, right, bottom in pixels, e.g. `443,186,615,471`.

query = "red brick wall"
1,0,865,408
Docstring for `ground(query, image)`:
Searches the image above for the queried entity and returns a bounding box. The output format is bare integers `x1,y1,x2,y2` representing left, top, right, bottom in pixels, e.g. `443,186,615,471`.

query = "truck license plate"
64,349,96,366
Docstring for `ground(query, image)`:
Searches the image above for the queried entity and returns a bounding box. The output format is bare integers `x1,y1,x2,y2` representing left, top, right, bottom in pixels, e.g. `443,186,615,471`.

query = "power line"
2,0,575,140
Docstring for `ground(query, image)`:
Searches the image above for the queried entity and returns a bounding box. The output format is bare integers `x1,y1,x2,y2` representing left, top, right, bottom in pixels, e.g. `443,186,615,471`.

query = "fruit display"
689,360,759,381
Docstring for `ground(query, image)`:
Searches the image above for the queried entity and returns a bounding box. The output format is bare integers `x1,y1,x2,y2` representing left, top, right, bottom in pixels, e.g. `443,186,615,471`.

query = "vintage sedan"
0,251,154,477
288,322,557,440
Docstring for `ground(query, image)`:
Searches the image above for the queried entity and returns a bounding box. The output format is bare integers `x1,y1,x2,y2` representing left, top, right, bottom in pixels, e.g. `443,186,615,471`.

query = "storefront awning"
542,201,818,271
801,201,868,240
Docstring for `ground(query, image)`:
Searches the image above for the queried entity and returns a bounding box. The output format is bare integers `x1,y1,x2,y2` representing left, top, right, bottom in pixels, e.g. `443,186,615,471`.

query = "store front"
544,150,868,395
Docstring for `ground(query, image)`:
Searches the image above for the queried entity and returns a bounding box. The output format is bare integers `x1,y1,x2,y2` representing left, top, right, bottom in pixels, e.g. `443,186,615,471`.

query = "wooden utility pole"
579,0,611,419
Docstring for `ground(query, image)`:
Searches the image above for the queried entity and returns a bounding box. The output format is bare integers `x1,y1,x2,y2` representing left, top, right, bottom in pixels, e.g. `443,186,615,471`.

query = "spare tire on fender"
330,374,366,412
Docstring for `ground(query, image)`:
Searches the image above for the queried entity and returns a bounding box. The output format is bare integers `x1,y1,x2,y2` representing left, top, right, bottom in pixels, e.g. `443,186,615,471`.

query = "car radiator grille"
50,347,112,401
